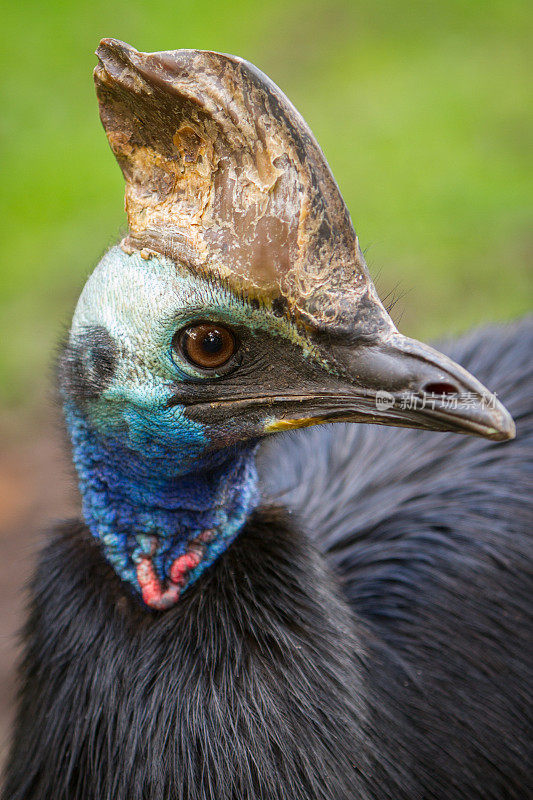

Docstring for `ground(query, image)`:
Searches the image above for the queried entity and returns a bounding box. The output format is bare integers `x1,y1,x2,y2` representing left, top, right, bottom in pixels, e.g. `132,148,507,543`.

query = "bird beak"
265,328,516,442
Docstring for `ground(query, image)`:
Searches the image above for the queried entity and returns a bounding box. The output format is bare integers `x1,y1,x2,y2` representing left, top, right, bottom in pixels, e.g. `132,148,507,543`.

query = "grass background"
1,0,531,411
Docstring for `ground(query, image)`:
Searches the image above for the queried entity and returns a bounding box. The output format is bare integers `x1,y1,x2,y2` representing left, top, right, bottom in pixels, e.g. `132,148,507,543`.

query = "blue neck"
65,405,259,610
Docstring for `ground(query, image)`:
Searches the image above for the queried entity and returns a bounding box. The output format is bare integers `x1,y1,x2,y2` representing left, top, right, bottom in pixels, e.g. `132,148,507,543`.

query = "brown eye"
177,323,237,370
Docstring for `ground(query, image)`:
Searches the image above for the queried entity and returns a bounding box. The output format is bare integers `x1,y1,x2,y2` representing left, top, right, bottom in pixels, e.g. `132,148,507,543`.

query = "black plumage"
3,318,532,800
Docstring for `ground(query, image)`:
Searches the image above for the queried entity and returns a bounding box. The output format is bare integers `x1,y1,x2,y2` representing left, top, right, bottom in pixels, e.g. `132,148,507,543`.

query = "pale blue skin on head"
64,246,316,604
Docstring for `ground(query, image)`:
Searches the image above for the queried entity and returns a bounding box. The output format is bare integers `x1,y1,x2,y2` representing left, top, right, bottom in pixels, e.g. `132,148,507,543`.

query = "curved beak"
334,331,514,440
266,329,515,442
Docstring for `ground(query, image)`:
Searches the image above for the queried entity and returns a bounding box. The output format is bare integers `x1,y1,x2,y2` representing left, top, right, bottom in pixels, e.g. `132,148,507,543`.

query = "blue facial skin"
62,247,315,607
65,400,259,598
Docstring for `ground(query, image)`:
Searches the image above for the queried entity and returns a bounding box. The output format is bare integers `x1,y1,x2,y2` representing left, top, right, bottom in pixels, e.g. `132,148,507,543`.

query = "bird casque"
3,39,531,800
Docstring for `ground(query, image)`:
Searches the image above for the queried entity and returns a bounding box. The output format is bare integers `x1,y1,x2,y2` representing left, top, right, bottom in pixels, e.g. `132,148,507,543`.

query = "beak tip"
492,415,516,442
484,401,516,442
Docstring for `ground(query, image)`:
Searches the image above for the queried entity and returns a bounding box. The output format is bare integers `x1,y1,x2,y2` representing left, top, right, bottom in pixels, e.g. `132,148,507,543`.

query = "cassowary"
3,39,532,800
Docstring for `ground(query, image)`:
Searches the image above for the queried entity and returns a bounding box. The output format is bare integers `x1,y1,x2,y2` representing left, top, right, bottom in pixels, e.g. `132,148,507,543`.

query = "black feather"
3,319,532,799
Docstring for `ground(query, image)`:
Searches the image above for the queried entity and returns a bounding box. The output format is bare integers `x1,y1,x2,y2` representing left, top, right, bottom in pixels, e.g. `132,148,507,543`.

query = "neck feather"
65,404,259,609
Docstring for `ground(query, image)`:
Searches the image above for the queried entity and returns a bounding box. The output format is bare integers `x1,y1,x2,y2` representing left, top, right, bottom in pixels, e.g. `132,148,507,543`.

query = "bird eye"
176,322,237,370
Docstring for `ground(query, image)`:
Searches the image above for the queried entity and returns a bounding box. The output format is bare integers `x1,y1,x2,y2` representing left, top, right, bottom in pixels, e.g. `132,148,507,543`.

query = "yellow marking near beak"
265,416,327,432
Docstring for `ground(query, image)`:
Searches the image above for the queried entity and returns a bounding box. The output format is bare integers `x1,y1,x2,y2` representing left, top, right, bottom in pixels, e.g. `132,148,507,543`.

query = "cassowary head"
59,40,514,608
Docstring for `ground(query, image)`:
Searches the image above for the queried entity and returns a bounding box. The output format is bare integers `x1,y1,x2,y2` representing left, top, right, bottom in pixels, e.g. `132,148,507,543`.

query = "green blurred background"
1,0,532,413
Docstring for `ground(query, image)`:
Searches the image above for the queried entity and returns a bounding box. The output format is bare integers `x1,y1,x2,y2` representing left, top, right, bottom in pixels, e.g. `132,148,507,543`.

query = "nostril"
423,381,459,396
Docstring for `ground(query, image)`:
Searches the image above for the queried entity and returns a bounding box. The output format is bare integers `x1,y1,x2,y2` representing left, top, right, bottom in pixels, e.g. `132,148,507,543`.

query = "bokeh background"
0,0,531,763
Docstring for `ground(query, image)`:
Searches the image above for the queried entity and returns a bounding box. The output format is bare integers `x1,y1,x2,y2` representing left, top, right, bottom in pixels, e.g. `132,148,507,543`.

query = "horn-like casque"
94,39,384,331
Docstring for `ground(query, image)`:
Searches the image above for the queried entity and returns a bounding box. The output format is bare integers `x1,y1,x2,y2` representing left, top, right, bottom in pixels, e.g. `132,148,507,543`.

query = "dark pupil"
201,330,223,354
